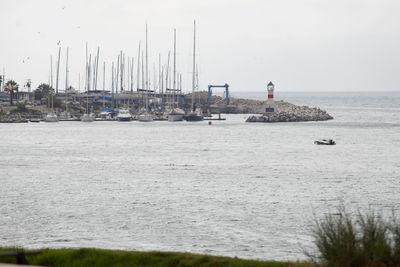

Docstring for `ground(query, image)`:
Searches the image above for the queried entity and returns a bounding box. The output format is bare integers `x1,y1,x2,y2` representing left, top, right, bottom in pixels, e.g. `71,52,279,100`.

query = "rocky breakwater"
245,100,333,123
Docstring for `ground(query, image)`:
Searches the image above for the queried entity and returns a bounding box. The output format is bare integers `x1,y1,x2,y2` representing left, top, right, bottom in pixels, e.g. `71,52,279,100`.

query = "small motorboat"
314,139,336,145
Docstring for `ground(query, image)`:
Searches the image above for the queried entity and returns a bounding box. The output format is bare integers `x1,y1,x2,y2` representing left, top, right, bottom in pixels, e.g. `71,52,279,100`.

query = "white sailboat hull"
81,113,95,122
168,114,184,122
138,113,153,122
167,108,185,122
44,113,59,122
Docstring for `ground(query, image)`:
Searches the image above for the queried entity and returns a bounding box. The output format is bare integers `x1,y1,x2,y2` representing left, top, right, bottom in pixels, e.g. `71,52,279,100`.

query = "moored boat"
98,108,114,120
185,108,203,122
29,117,41,123
168,108,185,122
116,109,132,121
44,112,59,122
81,113,95,122
138,111,153,122
58,111,78,121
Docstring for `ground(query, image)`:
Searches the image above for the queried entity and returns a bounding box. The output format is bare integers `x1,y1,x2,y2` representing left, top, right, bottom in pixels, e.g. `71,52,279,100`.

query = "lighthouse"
267,81,274,100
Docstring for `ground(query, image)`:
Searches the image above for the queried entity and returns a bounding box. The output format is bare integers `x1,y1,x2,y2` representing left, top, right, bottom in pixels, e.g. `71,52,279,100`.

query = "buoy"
208,121,212,125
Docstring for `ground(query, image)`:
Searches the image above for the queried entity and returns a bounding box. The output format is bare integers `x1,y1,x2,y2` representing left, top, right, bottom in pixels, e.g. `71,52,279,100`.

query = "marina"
1,1,399,264
0,92,399,261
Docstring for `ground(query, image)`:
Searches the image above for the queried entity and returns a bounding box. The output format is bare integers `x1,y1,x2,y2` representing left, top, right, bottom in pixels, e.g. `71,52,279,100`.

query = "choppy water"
0,91,399,261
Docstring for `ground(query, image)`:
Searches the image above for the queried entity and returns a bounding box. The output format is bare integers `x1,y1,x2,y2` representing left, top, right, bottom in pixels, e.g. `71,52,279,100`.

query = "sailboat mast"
56,46,61,95
65,47,69,113
166,51,170,109
95,47,100,91
111,62,115,108
102,61,105,109
196,64,200,104
158,54,161,95
85,43,88,92
87,54,91,114
127,56,129,92
49,56,53,110
131,57,134,93
161,67,164,107
153,64,156,92
137,41,141,90
173,29,176,89
116,54,120,108
192,20,196,110
173,29,177,108
88,55,92,91
65,47,69,91
145,24,148,91
141,52,144,91
120,51,123,92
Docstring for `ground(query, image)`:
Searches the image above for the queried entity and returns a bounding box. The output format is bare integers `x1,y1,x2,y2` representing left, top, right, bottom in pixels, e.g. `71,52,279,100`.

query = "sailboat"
185,20,203,122
138,24,153,122
81,90,95,122
167,29,185,122
81,45,95,122
45,55,59,122
45,93,58,122
59,47,77,121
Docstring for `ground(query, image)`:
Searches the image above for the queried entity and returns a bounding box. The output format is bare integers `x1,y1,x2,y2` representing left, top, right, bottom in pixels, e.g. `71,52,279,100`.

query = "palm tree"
4,80,19,105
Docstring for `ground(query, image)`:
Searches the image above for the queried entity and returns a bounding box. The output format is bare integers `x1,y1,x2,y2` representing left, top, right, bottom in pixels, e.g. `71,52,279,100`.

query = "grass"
0,247,312,267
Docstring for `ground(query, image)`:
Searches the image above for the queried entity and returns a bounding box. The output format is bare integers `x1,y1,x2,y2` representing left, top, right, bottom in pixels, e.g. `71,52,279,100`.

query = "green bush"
311,207,400,267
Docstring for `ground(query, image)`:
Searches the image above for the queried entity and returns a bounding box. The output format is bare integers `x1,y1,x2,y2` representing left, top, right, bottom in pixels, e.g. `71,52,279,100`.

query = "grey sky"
1,0,399,92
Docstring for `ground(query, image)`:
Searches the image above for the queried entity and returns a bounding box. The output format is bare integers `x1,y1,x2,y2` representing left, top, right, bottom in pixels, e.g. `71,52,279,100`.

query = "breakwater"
243,100,333,122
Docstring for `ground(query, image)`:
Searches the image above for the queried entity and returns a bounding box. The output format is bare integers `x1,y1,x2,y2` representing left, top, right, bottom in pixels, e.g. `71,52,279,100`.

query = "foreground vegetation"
309,207,400,267
0,248,311,267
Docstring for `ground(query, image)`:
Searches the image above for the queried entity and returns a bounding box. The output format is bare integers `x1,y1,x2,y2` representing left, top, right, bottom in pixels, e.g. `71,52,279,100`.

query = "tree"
4,80,19,105
34,83,54,100
45,95,62,108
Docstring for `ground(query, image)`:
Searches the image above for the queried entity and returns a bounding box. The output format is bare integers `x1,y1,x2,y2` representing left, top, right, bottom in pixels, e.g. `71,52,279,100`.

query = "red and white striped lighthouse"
267,81,274,100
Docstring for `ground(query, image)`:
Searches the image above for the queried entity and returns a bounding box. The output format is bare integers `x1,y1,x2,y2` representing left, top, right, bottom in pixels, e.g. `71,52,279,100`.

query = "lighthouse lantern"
267,81,274,100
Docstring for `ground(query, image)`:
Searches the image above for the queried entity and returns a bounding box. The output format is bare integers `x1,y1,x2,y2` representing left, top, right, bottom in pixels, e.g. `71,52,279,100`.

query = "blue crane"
208,84,229,105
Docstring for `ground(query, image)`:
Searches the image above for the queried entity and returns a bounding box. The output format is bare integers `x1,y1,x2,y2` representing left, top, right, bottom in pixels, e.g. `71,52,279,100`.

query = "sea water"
0,91,399,261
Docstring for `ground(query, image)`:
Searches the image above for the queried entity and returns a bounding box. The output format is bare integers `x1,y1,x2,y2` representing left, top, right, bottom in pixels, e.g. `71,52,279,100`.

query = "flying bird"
22,56,30,63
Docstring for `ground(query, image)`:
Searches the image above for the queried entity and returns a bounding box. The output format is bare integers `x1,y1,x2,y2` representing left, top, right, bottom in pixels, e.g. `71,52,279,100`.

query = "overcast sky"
1,0,399,93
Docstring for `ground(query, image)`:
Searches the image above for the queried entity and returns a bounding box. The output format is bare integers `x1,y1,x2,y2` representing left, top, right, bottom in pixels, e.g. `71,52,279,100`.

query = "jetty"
245,101,333,122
